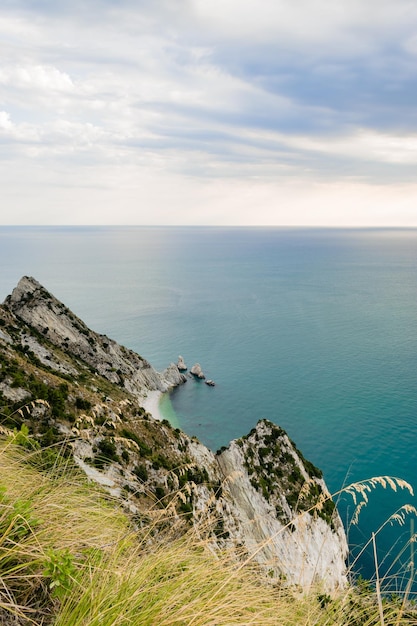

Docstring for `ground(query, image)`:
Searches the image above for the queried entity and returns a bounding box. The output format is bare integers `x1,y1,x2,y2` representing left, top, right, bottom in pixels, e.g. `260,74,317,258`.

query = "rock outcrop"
4,276,186,398
214,421,348,589
0,277,348,592
190,363,205,379
177,355,187,371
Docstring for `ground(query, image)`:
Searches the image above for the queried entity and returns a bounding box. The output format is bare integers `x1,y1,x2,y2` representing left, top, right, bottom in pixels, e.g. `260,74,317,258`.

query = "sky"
1,0,417,226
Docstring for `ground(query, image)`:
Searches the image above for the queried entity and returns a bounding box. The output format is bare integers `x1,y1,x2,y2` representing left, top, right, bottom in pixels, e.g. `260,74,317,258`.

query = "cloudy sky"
1,0,417,226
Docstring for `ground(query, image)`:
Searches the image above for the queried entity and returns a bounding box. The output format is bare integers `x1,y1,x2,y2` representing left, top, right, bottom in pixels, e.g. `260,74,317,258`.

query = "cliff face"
0,276,348,592
5,276,185,394
214,422,348,589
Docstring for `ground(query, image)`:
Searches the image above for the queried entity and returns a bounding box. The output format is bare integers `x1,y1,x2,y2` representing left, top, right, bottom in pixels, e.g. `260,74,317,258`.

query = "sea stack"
190,363,205,379
177,355,187,371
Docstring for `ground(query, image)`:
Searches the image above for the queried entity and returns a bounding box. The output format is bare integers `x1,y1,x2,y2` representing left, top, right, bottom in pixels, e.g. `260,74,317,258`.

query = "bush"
75,397,92,411
120,428,151,456
94,438,120,467
154,486,165,501
133,464,148,482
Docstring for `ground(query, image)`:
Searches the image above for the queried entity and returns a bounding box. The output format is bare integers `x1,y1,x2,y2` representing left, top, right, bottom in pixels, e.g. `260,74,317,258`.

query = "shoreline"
141,389,180,428
141,390,164,421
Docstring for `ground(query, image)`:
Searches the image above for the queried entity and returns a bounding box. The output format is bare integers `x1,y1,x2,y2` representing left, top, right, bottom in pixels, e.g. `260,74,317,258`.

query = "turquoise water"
0,225,416,589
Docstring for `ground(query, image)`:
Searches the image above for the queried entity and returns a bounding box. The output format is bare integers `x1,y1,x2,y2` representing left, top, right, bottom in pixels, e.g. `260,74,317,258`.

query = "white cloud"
0,0,417,224
1,155,417,227
191,0,416,55
0,14,40,42
0,64,74,95
257,128,417,166
0,110,13,130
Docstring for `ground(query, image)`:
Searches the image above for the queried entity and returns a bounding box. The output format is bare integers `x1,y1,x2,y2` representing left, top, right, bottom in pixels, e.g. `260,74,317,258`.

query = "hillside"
2,439,415,626
1,276,414,623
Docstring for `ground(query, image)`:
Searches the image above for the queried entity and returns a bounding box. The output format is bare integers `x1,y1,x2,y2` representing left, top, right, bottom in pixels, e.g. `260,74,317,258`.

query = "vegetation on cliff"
0,277,350,592
0,427,416,624
0,277,417,623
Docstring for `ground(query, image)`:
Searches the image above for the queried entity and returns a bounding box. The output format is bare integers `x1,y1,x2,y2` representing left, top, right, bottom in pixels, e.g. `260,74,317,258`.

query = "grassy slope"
0,438,416,625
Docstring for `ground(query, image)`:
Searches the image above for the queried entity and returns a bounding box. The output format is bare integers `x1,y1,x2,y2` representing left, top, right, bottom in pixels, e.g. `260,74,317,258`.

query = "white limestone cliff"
5,276,186,397
213,422,348,591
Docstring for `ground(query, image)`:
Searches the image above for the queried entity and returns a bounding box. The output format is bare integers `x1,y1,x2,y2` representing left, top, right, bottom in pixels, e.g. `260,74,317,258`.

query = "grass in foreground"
0,436,417,625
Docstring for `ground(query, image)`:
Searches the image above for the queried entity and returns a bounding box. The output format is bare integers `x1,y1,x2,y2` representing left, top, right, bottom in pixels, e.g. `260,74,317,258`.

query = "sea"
0,225,416,592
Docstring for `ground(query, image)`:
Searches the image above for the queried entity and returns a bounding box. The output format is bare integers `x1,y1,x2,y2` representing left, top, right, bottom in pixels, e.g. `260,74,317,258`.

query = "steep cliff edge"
215,421,347,589
0,276,348,591
4,276,185,395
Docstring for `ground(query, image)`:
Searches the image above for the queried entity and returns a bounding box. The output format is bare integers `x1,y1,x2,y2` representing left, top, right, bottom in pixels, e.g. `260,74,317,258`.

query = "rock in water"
190,363,205,379
177,355,187,371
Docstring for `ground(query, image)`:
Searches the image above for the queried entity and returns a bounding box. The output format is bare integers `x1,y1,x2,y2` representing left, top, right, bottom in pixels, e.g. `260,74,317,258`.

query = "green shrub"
43,548,77,599
94,438,120,467
133,464,148,482
154,486,165,501
75,397,92,411
120,428,151,456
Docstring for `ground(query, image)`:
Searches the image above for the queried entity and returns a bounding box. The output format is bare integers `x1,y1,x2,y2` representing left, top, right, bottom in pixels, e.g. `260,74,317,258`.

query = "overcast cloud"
1,0,417,225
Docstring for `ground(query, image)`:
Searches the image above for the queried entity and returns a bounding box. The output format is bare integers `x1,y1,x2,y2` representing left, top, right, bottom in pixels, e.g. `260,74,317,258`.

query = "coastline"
141,389,180,428
141,390,164,421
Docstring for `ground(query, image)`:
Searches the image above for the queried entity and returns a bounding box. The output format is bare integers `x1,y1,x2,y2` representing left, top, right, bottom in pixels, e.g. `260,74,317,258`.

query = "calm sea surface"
0,226,416,589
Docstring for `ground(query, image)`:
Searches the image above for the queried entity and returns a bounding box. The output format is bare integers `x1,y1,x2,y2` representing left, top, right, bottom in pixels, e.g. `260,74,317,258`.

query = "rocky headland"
0,276,348,591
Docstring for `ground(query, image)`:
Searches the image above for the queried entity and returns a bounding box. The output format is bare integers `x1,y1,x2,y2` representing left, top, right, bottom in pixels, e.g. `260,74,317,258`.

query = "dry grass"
0,436,416,625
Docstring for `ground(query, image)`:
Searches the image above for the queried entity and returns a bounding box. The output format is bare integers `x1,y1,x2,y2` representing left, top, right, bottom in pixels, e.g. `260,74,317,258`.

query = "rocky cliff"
5,276,185,395
0,276,348,591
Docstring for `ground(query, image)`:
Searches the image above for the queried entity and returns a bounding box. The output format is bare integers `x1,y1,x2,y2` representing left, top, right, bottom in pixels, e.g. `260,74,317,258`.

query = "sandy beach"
141,390,164,421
